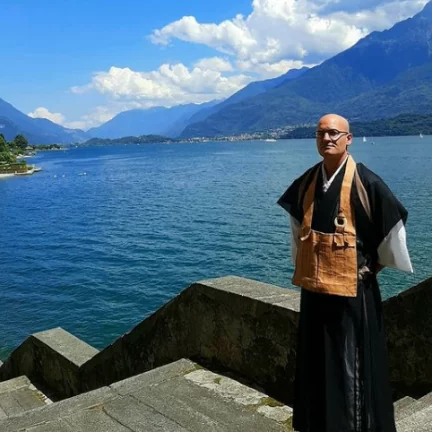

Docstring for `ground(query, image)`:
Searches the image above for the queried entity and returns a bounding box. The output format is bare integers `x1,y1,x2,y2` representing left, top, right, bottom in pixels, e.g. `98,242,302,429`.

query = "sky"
1,0,429,131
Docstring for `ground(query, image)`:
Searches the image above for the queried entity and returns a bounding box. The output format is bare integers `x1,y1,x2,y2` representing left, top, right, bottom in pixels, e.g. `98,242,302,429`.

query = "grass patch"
257,397,284,408
182,363,203,376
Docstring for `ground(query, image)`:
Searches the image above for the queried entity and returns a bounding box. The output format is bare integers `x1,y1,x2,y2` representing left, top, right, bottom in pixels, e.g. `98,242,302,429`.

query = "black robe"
278,161,410,432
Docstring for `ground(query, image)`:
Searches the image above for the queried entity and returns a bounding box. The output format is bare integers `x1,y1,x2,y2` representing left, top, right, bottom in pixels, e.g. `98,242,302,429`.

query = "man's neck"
323,153,348,178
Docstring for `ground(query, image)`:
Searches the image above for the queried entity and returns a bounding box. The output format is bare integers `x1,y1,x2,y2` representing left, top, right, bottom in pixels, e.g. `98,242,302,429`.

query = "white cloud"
71,63,254,105
236,59,315,78
151,15,258,57
193,57,233,72
68,59,255,129
64,105,122,130
69,84,92,95
319,0,428,15
67,0,428,128
150,0,427,64
330,1,429,30
28,107,66,125
28,105,124,131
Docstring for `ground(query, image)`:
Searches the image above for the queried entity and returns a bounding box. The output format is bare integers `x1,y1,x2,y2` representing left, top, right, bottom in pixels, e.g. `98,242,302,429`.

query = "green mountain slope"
181,1,432,137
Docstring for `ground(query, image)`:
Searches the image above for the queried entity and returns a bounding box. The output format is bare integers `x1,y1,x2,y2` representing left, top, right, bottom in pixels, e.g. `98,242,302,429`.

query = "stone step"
0,376,51,420
395,399,427,423
396,404,432,432
0,359,294,432
419,391,432,405
395,391,432,425
394,396,416,420
0,376,32,395
0,363,428,431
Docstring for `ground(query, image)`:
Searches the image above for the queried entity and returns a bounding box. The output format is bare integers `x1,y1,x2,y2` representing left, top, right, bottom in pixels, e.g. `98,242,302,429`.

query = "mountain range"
0,98,90,144
180,1,432,137
86,100,220,139
2,2,432,143
86,66,309,139
0,66,309,143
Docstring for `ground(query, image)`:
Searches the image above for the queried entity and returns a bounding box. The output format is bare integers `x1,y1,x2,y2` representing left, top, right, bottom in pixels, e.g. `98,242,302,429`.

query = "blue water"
0,137,430,359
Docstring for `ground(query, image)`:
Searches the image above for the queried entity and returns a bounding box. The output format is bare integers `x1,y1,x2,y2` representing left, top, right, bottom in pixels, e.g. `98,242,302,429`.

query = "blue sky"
1,0,428,130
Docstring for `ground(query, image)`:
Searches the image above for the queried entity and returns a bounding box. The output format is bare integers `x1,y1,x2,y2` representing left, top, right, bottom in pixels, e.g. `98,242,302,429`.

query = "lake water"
0,136,430,359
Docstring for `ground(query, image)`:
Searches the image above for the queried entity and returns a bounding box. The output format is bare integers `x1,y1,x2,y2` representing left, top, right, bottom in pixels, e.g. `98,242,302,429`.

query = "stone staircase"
0,359,294,432
0,275,430,431
0,375,51,420
0,359,429,431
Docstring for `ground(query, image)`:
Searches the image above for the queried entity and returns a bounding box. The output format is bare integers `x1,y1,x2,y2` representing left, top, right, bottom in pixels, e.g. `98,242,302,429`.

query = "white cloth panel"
377,220,413,273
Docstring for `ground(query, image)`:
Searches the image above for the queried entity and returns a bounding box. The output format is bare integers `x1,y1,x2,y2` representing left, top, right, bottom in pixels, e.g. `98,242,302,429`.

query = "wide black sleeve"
357,163,412,272
357,164,407,244
277,166,316,224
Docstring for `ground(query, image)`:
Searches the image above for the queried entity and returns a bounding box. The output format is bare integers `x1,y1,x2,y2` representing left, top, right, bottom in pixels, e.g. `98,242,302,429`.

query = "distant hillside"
82,134,176,146
280,114,432,139
0,117,40,143
338,61,432,121
79,113,432,145
181,67,309,136
87,101,219,139
181,1,432,137
0,98,90,144
163,100,222,137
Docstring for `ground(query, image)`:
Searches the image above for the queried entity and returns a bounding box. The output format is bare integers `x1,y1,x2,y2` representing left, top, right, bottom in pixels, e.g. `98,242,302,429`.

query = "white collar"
321,155,349,192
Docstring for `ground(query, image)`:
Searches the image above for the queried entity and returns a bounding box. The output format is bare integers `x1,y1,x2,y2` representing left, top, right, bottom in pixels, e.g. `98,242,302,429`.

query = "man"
277,114,413,432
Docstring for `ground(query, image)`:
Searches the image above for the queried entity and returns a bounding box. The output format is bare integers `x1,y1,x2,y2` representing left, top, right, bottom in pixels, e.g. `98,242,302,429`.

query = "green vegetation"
0,161,32,173
82,135,176,146
279,114,432,139
13,134,29,153
0,133,30,164
34,144,63,150
0,134,16,164
0,133,34,173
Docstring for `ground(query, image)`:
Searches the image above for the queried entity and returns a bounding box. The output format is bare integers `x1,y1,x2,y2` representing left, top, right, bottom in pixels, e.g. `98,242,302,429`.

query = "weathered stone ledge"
0,276,430,404
0,328,98,399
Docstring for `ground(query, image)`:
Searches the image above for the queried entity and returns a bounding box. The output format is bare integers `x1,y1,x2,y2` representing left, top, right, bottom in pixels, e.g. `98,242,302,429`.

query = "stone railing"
384,277,432,398
80,276,301,404
0,276,430,404
0,327,98,399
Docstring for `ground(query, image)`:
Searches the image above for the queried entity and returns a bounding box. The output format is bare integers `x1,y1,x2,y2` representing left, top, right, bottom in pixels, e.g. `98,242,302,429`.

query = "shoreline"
0,165,42,178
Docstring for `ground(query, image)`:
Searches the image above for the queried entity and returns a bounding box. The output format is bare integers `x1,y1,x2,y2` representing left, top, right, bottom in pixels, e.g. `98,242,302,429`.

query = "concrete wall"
0,276,430,405
81,275,432,404
384,277,432,399
81,276,301,404
0,328,98,399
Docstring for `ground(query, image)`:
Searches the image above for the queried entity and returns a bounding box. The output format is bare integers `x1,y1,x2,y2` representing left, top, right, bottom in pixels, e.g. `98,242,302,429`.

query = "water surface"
0,136,429,358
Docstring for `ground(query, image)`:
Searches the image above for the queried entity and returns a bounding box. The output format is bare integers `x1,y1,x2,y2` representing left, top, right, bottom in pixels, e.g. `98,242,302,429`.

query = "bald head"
315,113,353,161
317,114,350,132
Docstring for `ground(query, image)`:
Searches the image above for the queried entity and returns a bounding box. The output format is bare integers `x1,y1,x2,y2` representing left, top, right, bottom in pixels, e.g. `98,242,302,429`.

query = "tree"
0,135,18,164
0,134,8,152
0,152,15,164
13,134,29,153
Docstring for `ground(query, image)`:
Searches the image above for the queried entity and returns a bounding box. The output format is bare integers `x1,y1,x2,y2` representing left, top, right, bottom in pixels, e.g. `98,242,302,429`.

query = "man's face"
316,116,352,158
